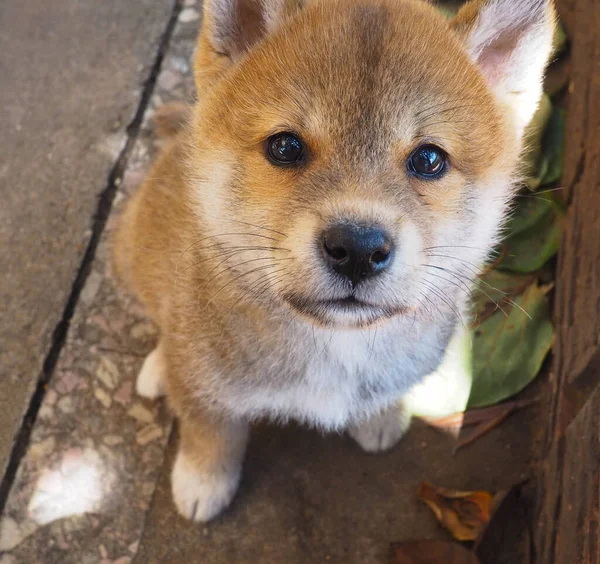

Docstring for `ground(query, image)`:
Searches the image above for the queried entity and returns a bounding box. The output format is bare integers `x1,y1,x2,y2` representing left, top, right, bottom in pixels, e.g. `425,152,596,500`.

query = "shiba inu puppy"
113,0,555,522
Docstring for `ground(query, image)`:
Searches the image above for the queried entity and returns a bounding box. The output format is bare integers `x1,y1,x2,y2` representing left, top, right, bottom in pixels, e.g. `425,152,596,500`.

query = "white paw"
348,404,411,453
136,347,166,399
171,452,241,522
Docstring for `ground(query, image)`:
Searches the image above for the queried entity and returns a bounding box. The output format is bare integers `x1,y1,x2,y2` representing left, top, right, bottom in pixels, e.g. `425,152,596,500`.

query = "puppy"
113,0,555,522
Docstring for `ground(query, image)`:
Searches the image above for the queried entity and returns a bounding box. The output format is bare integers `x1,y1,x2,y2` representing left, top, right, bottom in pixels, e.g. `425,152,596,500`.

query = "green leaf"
552,20,568,57
497,196,563,273
435,2,459,19
471,270,534,318
468,284,553,408
540,107,565,186
521,94,553,184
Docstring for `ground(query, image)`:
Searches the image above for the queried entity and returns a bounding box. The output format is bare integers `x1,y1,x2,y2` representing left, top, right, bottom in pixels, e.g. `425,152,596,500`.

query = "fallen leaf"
452,399,537,452
418,482,493,542
452,411,510,454
498,196,563,273
468,284,553,408
391,540,480,564
540,106,565,186
521,93,552,184
422,398,537,431
552,20,568,57
471,270,535,324
545,55,571,98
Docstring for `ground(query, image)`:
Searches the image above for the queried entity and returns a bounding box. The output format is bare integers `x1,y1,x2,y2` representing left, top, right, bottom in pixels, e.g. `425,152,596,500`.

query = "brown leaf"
391,540,480,564
418,482,493,542
452,412,511,454
422,398,537,431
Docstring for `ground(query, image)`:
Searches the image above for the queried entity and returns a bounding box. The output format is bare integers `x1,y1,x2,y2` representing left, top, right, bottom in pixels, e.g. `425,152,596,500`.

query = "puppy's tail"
152,102,190,138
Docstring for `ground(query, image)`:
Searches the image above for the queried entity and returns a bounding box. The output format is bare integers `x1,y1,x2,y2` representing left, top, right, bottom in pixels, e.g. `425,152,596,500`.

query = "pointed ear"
203,0,305,59
451,0,556,137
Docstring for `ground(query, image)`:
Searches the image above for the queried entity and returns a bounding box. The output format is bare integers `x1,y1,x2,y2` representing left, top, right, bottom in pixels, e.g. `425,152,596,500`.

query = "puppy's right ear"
451,0,556,139
203,0,305,60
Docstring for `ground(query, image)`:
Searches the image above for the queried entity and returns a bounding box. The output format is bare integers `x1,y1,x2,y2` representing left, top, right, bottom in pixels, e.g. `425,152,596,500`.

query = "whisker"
424,245,497,254
199,215,286,237
423,263,532,320
183,232,283,257
425,253,484,273
204,263,282,308
422,263,508,316
419,279,467,330
414,285,445,324
421,267,473,298
200,253,291,289
178,245,291,275
225,268,290,320
244,269,290,307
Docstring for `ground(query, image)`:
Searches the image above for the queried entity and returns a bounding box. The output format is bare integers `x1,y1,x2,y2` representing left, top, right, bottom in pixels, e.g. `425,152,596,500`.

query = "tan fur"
112,0,555,522
151,102,191,138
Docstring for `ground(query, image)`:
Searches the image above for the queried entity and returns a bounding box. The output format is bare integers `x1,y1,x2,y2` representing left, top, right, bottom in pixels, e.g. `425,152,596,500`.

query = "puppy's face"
190,0,554,329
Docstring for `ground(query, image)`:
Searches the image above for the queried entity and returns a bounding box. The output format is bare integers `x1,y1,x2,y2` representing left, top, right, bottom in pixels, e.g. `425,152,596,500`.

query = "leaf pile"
467,90,565,409
466,18,568,410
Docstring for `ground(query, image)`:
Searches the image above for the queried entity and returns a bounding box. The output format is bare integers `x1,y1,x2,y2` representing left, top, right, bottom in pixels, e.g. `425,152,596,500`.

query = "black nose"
321,223,393,285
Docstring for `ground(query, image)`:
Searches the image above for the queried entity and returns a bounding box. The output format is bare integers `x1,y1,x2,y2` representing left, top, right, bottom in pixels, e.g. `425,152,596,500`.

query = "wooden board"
535,0,600,562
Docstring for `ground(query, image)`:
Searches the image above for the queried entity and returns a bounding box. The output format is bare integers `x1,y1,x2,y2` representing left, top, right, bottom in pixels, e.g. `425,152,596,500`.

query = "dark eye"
408,144,447,178
266,132,304,165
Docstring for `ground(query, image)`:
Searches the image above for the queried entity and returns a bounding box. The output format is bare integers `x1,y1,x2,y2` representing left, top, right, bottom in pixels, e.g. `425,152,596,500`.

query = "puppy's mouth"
283,293,408,328
317,296,373,309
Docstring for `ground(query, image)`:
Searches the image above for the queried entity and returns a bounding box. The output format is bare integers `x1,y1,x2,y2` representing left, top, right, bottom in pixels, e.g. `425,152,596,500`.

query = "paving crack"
0,0,183,516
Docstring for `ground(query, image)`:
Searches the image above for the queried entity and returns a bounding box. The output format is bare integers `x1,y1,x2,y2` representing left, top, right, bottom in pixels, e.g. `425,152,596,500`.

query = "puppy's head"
188,0,555,329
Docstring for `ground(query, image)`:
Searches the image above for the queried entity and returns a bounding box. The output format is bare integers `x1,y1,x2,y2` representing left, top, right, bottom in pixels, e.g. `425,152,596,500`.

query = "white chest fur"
214,318,451,430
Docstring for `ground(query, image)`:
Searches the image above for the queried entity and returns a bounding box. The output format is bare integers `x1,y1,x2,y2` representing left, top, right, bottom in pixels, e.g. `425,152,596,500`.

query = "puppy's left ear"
194,0,306,98
451,0,556,138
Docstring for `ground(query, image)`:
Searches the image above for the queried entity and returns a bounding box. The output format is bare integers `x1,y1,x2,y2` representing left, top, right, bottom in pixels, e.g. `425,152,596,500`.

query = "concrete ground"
0,1,542,562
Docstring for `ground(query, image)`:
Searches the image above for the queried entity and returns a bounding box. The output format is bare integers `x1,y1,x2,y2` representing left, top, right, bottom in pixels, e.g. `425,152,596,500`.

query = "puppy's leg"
348,402,411,453
172,411,248,522
136,342,167,399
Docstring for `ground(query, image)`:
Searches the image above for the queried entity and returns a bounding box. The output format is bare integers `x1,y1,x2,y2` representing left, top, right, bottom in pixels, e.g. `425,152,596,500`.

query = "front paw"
171,451,241,522
348,404,411,453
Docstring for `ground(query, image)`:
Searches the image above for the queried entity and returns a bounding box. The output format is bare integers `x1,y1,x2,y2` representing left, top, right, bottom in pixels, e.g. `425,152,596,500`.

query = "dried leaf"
418,482,493,542
422,398,537,431
391,540,480,564
452,411,511,454
451,399,537,452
